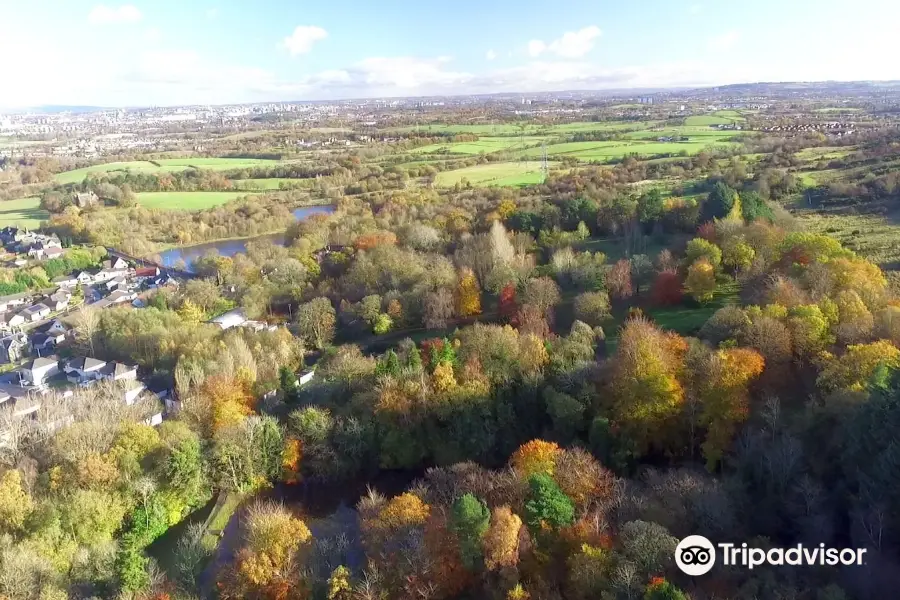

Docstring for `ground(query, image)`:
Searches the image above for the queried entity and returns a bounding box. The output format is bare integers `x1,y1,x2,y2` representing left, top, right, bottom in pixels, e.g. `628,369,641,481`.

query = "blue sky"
1,0,898,107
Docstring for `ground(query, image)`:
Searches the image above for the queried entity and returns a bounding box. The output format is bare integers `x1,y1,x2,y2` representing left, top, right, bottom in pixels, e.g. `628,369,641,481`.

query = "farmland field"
434,162,550,187
135,191,246,211
54,157,285,184
795,146,855,161
516,138,735,161
684,115,735,126
0,197,48,228
410,137,543,155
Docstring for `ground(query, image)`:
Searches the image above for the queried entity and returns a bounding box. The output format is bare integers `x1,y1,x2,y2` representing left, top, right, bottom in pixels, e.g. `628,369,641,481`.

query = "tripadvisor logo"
675,535,868,575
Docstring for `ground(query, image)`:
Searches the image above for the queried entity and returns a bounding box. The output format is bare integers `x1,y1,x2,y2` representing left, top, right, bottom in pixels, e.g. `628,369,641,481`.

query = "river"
158,205,335,270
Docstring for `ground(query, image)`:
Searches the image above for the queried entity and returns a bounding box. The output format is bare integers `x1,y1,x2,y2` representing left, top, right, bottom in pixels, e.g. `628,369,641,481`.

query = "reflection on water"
159,205,334,270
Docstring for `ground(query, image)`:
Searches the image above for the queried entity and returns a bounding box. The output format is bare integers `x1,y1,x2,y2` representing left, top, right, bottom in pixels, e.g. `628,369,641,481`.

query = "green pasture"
518,138,736,161
0,197,48,228
410,136,544,155
794,210,900,269
54,161,176,184
434,162,549,187
795,146,855,161
623,127,738,141
135,191,246,211
684,115,735,126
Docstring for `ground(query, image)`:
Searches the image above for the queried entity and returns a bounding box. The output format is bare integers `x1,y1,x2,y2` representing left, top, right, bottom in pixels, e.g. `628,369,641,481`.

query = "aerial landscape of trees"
3,90,900,600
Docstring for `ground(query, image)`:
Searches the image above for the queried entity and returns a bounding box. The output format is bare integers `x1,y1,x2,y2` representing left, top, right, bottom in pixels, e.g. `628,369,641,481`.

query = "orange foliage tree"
698,348,765,470
510,439,562,478
354,230,398,251
202,373,256,434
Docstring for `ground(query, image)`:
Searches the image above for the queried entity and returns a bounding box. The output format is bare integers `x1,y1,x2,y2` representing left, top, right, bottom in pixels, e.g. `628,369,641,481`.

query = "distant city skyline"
1,0,898,108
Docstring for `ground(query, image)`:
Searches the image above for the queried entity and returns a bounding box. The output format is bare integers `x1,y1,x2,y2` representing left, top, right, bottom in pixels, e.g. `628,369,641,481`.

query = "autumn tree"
651,270,683,307
424,288,454,329
684,258,716,303
456,267,482,317
696,348,765,469
610,319,685,455
817,341,900,393
0,469,32,533
684,238,722,270
607,259,633,301
295,297,336,350
498,283,519,323
482,506,522,571
510,439,562,478
573,291,611,326
522,276,561,318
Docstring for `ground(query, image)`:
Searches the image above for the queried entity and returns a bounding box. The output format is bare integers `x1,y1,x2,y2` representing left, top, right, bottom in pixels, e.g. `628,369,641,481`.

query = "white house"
48,290,71,312
19,304,51,322
100,361,138,382
51,275,79,288
0,332,29,364
18,355,59,388
7,314,25,328
94,268,128,283
110,257,129,270
44,320,69,337
76,271,94,285
105,277,128,291
0,293,30,313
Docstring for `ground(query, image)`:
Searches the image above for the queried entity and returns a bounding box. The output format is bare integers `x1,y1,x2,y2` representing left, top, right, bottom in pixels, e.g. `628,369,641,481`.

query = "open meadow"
0,197,49,228
135,191,246,211
53,157,286,185
434,161,549,187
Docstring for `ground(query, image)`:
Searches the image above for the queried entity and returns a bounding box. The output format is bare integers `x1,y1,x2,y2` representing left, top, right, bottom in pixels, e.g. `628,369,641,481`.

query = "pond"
158,204,335,270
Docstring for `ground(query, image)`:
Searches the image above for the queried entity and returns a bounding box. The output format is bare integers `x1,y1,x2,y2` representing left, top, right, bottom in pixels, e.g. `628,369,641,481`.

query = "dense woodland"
4,102,900,600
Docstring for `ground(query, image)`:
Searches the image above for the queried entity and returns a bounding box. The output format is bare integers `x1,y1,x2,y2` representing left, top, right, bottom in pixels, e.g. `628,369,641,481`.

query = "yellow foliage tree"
684,258,717,303
377,493,431,529
456,267,482,317
510,439,562,478
202,374,255,433
699,348,765,469
0,469,33,533
483,506,522,571
433,361,457,392
611,318,686,455
177,299,205,324
817,340,900,392
234,502,312,594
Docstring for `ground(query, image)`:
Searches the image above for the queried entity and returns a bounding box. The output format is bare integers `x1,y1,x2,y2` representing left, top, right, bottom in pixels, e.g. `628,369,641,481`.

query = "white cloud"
528,40,546,57
485,49,497,60
143,27,161,42
282,25,327,56
351,56,469,89
88,4,143,25
527,26,602,59
708,30,740,51
206,8,219,19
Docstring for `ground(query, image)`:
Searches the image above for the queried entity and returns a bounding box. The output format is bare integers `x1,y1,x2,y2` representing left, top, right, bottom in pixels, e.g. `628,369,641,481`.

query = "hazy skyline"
1,0,898,108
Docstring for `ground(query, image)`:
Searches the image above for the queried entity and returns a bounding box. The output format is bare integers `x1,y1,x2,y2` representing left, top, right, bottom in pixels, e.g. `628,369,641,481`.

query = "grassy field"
517,138,736,161
410,137,544,155
136,191,245,210
795,146,855,161
814,107,862,113
54,161,175,184
389,123,540,135
154,158,282,170
648,280,741,333
684,115,735,126
714,110,746,121
231,178,311,190
0,197,48,228
794,209,900,269
434,162,549,187
623,127,738,141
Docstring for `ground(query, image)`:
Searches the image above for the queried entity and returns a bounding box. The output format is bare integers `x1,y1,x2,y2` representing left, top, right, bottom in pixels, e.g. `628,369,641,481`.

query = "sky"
1,0,899,107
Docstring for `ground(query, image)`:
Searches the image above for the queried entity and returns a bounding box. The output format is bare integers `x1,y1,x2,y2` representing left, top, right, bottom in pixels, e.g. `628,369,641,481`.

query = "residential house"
94,268,128,283
18,355,59,388
0,384,41,420
0,292,31,313
76,271,94,285
107,289,136,304
19,303,51,322
7,314,25,328
99,361,138,382
209,308,248,330
48,290,71,312
105,277,127,292
64,357,108,385
0,332,30,364
51,275,78,288
111,257,129,270
44,319,69,337
135,266,160,279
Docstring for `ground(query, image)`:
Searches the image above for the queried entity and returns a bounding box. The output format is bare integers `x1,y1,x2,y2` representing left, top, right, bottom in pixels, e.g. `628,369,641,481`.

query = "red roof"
135,267,159,277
